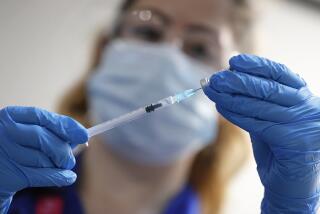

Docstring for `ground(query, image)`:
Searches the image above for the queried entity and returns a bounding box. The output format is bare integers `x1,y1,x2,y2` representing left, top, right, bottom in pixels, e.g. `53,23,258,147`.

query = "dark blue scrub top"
8,156,200,214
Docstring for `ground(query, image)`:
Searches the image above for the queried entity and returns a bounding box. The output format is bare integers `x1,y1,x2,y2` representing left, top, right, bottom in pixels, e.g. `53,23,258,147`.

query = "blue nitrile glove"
0,106,88,213
203,54,320,213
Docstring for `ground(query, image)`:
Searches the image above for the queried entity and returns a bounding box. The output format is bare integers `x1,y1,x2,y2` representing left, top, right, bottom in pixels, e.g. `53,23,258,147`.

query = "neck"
79,139,194,214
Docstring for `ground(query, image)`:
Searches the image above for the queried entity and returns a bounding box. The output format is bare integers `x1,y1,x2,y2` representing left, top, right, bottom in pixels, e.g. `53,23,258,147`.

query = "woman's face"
87,0,226,165
117,0,234,68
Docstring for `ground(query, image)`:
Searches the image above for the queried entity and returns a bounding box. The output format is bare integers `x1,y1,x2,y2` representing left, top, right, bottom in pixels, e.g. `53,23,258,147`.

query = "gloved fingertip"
59,170,77,186
229,54,240,66
64,118,89,145
57,151,76,170
229,54,257,70
229,54,244,68
70,127,89,145
209,70,230,91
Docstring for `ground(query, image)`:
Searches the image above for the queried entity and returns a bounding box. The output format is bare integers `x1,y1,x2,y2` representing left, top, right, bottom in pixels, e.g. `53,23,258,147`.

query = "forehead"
131,0,230,29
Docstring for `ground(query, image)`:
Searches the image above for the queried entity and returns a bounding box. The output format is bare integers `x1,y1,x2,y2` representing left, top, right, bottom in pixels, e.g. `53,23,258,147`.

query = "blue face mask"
87,39,218,165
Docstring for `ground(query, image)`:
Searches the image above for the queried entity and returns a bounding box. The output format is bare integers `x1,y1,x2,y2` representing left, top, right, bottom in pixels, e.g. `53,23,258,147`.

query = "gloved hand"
203,54,320,213
0,106,88,213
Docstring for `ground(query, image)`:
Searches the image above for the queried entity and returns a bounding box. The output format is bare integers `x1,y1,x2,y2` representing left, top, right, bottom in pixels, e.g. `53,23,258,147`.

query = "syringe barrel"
87,107,146,138
72,86,203,156
72,107,146,156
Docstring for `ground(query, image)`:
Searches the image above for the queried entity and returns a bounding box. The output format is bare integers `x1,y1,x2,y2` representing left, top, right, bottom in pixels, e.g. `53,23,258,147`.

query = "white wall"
258,0,320,95
0,0,320,213
0,0,119,110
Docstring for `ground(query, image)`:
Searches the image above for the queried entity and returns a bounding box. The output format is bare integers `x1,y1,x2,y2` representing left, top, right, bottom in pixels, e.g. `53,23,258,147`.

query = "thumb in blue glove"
0,106,88,213
203,54,320,213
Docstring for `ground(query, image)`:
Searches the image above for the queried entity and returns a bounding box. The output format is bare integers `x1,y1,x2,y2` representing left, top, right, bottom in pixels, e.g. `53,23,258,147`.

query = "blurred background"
0,0,319,213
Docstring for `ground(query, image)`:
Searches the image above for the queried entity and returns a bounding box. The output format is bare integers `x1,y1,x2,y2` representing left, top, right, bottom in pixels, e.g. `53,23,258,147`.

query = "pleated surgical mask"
87,39,218,165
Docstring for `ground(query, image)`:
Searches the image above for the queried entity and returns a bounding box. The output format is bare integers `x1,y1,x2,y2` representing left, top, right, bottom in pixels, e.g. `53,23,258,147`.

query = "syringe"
72,87,203,155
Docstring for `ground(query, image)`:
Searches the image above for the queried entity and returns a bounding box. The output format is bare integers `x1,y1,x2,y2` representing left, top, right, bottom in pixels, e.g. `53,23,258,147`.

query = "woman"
7,0,253,213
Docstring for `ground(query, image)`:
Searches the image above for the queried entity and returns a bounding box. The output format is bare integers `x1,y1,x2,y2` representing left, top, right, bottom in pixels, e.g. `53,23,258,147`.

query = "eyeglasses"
114,9,226,68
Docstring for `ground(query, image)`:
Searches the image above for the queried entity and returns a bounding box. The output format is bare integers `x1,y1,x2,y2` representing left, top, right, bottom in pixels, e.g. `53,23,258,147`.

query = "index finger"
5,106,88,146
229,54,306,89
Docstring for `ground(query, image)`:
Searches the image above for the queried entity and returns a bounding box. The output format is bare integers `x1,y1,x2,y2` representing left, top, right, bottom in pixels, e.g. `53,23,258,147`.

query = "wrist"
261,189,320,214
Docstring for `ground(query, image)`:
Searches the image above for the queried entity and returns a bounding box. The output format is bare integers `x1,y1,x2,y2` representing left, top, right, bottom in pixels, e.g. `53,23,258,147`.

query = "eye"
130,25,164,43
184,42,211,61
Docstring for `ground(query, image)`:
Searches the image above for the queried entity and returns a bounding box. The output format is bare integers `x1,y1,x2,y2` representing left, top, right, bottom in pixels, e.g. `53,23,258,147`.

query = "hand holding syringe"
72,80,208,155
